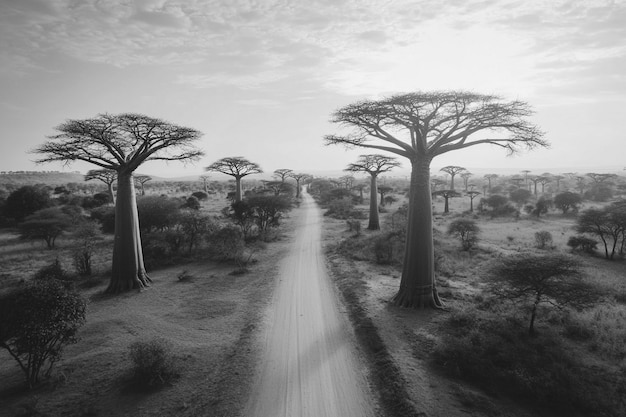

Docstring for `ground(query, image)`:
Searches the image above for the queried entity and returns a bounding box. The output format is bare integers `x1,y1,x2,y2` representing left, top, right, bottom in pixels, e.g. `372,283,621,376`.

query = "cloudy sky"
1,0,624,179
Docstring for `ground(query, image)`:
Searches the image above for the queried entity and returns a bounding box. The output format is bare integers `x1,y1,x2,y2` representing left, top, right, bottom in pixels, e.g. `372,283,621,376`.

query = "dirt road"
243,191,376,417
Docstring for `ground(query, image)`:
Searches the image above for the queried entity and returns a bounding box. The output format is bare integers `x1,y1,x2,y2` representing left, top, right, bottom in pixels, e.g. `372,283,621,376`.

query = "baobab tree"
378,185,394,207
205,157,262,202
85,169,117,204
325,91,546,308
440,165,466,190
483,173,498,192
273,169,293,183
345,154,400,230
433,189,461,213
134,175,152,196
460,171,473,192
288,172,311,198
34,113,203,293
199,175,210,193
466,190,481,212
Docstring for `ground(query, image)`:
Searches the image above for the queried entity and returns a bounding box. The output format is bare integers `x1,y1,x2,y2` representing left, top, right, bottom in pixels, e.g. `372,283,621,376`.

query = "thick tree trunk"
106,171,151,293
443,196,449,213
295,180,301,198
107,183,116,205
235,177,242,202
392,157,442,309
367,175,380,230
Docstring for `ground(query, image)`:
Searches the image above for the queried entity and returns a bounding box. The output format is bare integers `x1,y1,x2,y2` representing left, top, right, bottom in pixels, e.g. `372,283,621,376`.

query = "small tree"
134,175,152,196
273,169,293,183
288,173,311,198
0,280,87,388
466,190,481,212
177,210,215,255
488,253,597,335
225,200,256,239
447,219,480,250
534,230,554,249
577,202,626,260
509,188,532,208
72,220,103,276
554,191,582,214
19,207,73,249
205,157,262,202
247,194,292,233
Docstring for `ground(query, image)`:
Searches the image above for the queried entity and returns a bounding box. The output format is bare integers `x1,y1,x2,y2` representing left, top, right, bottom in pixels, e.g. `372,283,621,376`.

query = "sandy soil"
243,191,377,417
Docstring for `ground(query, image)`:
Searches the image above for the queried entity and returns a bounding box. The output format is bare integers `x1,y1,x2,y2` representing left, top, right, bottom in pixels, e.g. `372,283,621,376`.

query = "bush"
129,338,178,389
33,258,71,282
207,225,245,262
432,308,623,416
373,231,405,264
0,280,86,388
447,218,480,250
5,185,52,222
71,220,102,276
137,195,180,233
191,191,208,201
90,205,115,234
567,235,598,254
325,197,366,219
534,230,554,249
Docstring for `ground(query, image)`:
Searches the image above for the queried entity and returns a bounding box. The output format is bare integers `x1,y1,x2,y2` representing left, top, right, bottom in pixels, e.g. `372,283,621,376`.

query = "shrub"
567,235,598,254
5,185,52,222
534,230,554,249
90,205,115,234
128,338,177,389
432,308,624,416
447,218,480,250
137,195,181,233
207,225,245,262
191,191,208,201
554,191,582,214
0,280,86,388
71,220,102,276
373,231,404,264
33,258,71,282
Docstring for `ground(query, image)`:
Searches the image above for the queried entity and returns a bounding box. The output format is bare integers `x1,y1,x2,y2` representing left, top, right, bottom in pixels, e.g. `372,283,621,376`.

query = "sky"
0,0,624,180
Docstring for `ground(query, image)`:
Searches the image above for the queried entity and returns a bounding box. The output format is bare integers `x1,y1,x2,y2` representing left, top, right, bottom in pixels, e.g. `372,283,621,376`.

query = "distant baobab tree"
586,173,617,184
483,174,498,192
205,157,262,202
85,169,117,204
325,91,546,308
34,113,203,293
440,166,466,190
273,169,293,183
199,175,210,193
345,154,400,230
460,171,473,191
288,172,311,198
134,175,152,196
433,189,461,213
466,190,481,212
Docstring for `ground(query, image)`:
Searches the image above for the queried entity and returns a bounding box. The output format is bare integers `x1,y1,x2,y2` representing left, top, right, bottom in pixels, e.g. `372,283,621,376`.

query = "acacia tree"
34,113,203,293
288,172,311,198
345,154,400,230
325,91,546,308
433,189,461,213
85,169,117,204
205,157,262,202
134,175,152,196
440,166,466,190
466,190,481,212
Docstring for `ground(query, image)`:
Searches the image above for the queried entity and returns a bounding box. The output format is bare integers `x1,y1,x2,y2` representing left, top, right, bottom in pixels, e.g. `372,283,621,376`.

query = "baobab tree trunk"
108,183,116,205
107,171,151,293
392,157,442,308
367,175,380,230
295,180,301,198
235,177,243,202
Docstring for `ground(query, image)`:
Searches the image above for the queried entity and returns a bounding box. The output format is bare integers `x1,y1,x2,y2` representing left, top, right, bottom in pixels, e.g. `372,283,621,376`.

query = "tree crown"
325,91,547,161
205,157,263,178
34,113,204,173
345,154,401,176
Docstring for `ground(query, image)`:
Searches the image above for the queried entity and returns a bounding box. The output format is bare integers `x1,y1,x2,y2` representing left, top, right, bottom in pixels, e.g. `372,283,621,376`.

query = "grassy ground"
322,192,626,417
0,193,293,417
